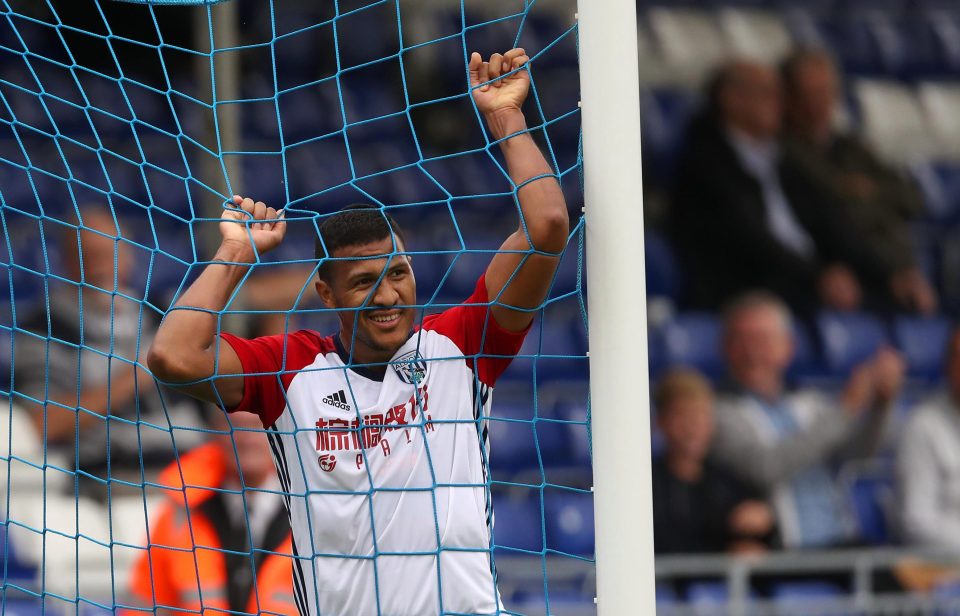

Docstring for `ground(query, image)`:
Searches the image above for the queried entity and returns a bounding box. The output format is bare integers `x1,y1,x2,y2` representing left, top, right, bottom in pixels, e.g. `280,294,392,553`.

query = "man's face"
723,64,783,140
315,235,416,361
724,306,794,393
789,59,838,137
218,411,274,487
658,395,715,464
66,222,130,293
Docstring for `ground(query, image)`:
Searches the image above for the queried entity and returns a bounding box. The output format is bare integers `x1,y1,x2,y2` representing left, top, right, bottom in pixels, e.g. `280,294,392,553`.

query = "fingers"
468,52,482,87
503,47,526,70
470,49,529,91
488,53,504,87
478,59,490,91
252,200,266,230
225,196,282,228
511,52,530,71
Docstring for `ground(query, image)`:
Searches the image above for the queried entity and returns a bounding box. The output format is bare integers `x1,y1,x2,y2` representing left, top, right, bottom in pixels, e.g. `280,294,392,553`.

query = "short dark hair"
315,204,406,280
780,47,838,93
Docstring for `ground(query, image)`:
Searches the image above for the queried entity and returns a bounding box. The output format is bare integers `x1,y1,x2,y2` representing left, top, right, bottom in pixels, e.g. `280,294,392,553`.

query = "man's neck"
791,123,833,149
744,379,785,403
726,125,775,149
666,454,704,483
335,331,391,378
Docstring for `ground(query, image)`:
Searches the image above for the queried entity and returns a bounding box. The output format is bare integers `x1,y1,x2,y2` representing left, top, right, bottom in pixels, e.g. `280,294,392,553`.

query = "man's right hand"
220,195,286,260
842,346,905,416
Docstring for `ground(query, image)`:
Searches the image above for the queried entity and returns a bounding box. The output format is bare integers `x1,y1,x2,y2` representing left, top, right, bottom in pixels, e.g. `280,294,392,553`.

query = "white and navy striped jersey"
221,275,527,616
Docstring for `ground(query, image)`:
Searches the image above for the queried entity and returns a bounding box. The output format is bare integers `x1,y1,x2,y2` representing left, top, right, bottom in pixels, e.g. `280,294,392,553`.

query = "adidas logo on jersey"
322,390,351,411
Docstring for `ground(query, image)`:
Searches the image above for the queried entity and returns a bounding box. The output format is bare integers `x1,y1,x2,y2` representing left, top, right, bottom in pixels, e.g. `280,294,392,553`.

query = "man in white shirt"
147,47,569,616
898,329,960,551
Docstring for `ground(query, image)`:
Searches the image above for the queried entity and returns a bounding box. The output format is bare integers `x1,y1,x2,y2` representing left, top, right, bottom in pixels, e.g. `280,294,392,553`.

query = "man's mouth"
368,311,401,325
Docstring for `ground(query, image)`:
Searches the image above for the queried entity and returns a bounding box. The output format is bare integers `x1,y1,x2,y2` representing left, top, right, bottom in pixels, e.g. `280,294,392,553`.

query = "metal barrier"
656,548,960,616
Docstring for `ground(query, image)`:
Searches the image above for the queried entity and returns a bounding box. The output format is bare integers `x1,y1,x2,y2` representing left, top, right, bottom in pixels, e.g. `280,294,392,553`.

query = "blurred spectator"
712,292,904,548
669,59,885,315
653,368,775,554
897,328,960,551
13,206,204,499
782,49,935,315
127,409,294,615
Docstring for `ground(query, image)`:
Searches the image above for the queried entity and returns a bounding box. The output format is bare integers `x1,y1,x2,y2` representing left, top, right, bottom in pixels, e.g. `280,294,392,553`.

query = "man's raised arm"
469,48,570,332
147,197,286,408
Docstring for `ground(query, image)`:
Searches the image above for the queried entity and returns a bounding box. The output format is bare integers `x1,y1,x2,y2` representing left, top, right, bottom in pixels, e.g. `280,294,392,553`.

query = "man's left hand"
469,48,531,119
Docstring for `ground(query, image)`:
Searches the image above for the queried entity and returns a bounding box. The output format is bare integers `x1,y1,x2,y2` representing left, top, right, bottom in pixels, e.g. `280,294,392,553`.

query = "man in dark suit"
669,60,884,315
781,49,935,314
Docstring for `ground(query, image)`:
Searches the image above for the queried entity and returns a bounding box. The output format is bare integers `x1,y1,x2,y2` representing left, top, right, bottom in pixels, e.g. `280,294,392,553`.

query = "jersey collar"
332,332,415,382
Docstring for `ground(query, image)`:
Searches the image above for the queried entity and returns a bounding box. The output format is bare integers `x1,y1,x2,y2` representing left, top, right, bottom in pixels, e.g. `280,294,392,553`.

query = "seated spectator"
653,368,775,554
897,328,960,551
712,292,904,548
13,206,203,499
669,59,889,315
781,48,935,315
126,409,295,615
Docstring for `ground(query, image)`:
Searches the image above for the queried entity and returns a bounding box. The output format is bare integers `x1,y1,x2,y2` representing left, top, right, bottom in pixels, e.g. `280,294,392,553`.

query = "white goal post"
578,1,656,614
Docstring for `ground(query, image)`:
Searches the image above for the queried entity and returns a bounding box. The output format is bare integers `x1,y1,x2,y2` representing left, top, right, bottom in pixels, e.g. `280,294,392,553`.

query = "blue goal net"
0,0,588,614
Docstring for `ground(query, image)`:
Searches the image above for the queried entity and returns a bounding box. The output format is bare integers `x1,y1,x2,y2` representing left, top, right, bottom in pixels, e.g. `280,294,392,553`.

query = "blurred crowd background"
640,0,960,612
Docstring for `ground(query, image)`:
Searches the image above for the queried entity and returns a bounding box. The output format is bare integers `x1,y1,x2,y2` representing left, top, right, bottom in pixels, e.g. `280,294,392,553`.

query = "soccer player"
147,48,568,616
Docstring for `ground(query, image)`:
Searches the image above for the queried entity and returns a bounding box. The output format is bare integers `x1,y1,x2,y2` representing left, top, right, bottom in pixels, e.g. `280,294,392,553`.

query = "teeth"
370,314,399,323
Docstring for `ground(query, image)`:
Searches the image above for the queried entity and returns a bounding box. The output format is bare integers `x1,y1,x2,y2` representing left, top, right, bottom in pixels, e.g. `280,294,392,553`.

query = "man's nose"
373,278,400,306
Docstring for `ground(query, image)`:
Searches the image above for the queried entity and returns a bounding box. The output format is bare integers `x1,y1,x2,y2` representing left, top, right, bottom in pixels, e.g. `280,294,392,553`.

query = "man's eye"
390,269,405,278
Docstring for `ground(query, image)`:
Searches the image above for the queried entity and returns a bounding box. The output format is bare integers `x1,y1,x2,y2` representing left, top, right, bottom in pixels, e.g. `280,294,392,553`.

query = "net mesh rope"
0,0,588,613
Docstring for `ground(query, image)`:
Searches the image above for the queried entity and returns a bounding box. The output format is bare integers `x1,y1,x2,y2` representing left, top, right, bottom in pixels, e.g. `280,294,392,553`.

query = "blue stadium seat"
645,230,681,301
893,315,951,382
491,494,543,554
787,321,825,382
886,17,950,78
413,251,454,304
536,416,576,468
550,245,582,299
554,394,591,470
0,519,36,584
648,324,668,381
656,583,679,606
816,312,888,377
2,599,44,616
640,88,695,184
486,399,572,472
770,581,845,609
685,580,729,607
846,464,894,544
663,313,723,379
913,162,960,225
813,15,882,76
933,578,960,605
486,402,541,473
925,9,960,74
519,310,589,380
544,490,595,556
509,591,595,616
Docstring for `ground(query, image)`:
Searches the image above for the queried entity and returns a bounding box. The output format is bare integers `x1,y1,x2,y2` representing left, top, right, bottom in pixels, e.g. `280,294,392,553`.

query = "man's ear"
315,278,336,309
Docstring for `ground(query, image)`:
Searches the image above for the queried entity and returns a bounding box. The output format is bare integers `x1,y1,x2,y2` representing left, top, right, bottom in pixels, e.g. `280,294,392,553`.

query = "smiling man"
147,47,568,616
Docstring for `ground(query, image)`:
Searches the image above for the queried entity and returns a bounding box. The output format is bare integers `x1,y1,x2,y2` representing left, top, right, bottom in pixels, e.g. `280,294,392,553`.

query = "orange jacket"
126,443,296,615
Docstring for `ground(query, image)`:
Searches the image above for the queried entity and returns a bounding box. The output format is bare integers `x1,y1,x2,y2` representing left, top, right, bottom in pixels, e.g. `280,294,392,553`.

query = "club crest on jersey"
318,454,337,473
393,350,427,384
